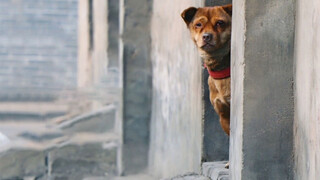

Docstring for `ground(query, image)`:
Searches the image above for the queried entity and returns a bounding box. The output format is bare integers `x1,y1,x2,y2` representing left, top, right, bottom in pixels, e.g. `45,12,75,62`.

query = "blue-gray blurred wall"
0,0,78,100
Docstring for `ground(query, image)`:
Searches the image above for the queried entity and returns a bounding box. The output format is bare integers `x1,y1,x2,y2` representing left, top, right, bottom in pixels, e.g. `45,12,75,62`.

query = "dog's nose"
202,33,213,42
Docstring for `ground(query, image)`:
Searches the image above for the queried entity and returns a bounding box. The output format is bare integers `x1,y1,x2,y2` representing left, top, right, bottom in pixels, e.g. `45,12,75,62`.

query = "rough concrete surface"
205,0,232,6
149,0,204,178
294,0,320,179
231,0,295,179
164,172,209,180
229,0,245,178
49,143,117,180
0,149,46,179
121,0,153,175
113,174,156,180
107,0,119,68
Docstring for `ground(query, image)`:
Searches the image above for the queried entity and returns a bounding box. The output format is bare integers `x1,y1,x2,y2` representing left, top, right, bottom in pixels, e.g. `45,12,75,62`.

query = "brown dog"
181,5,232,136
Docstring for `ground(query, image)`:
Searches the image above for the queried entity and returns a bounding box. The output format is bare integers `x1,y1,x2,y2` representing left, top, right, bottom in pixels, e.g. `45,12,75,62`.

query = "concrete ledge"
113,174,156,180
164,172,209,180
202,161,229,180
57,105,116,134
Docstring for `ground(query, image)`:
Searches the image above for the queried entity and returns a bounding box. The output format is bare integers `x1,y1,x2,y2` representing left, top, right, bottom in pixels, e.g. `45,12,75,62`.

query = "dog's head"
181,5,232,59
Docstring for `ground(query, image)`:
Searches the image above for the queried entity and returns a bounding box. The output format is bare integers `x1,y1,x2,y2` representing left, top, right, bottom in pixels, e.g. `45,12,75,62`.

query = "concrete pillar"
202,0,231,163
149,0,204,178
77,0,108,88
92,0,108,85
230,0,295,179
119,0,153,175
77,0,92,88
107,0,119,69
294,0,320,179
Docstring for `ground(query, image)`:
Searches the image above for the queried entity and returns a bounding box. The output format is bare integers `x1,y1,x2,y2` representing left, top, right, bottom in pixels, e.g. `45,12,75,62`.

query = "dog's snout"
202,33,213,42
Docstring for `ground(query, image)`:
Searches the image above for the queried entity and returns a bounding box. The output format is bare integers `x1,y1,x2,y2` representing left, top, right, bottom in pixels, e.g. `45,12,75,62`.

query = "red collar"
204,64,230,79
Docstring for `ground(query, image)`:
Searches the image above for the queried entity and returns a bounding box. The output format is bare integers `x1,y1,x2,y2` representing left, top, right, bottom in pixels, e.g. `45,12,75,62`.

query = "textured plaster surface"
149,0,204,178
230,0,245,179
294,0,320,179
231,0,295,179
121,0,153,175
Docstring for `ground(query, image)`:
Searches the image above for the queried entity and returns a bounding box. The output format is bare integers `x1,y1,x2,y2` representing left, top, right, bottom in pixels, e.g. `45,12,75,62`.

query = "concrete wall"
78,0,109,89
149,0,204,178
77,0,92,89
229,0,245,178
0,0,78,99
120,0,153,175
92,0,108,86
205,0,232,6
107,0,119,69
230,0,295,179
294,0,320,179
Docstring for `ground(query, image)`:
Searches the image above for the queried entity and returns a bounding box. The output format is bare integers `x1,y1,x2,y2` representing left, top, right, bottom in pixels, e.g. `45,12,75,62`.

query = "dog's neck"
203,52,230,71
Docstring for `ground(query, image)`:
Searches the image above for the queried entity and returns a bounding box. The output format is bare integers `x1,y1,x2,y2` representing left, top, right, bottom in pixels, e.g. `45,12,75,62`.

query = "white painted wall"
149,0,204,178
294,0,320,179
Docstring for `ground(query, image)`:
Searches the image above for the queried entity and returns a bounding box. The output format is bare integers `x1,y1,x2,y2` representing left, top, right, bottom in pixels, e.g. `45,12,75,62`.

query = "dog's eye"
216,20,225,27
195,23,202,28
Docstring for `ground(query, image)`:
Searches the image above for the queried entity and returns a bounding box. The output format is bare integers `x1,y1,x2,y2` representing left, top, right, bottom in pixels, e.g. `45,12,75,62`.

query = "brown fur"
181,4,232,136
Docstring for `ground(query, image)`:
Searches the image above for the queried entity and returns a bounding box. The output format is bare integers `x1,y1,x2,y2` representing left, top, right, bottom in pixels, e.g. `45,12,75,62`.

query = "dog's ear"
181,7,198,26
222,4,232,16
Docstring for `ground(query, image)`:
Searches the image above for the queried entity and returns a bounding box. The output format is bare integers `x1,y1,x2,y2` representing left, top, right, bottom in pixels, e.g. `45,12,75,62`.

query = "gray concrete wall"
205,0,232,6
107,0,119,69
120,0,153,175
230,0,295,179
149,0,204,178
294,1,320,179
0,0,78,99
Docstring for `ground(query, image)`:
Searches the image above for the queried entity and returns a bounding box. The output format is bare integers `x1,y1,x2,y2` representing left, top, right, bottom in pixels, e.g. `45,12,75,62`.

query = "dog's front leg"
213,98,230,135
